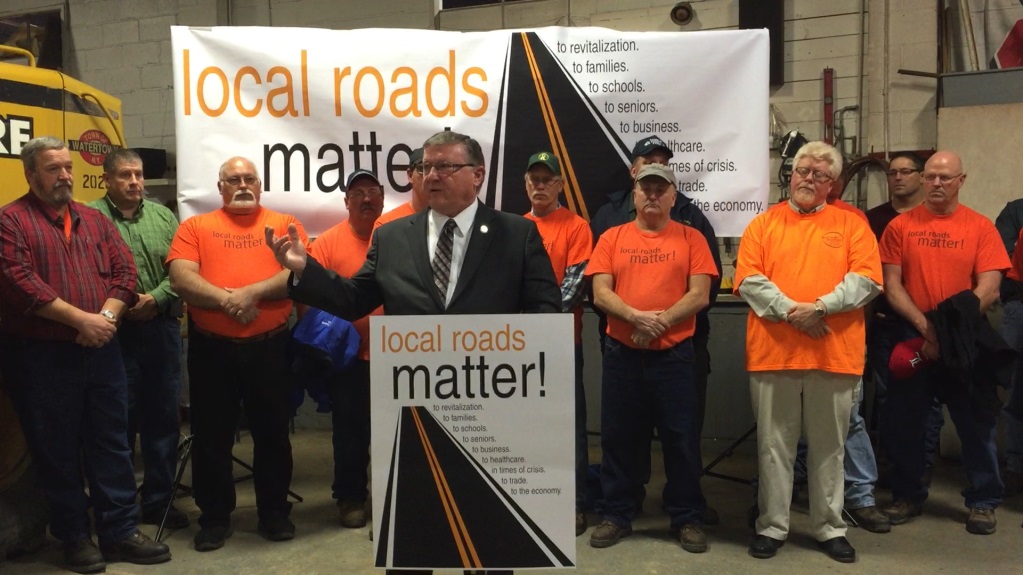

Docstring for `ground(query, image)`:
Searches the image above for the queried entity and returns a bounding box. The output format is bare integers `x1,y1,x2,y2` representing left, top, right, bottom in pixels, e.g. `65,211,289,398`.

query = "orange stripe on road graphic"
521,32,590,221
411,407,482,569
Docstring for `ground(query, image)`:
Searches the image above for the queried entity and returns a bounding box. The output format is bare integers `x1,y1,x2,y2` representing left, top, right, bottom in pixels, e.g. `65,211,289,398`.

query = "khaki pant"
750,370,857,541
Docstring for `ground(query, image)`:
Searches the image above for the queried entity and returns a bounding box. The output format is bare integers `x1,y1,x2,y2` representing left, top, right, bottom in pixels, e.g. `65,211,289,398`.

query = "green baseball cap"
526,151,561,176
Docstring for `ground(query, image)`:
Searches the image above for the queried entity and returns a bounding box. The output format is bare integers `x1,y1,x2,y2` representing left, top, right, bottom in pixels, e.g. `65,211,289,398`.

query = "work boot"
966,507,996,535
846,505,891,533
881,500,922,525
337,500,367,528
64,539,105,574
589,520,631,548
677,523,707,553
101,530,171,565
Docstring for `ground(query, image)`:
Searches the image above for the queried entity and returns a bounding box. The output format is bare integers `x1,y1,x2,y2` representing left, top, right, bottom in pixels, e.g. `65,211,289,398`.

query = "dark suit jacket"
291,202,561,318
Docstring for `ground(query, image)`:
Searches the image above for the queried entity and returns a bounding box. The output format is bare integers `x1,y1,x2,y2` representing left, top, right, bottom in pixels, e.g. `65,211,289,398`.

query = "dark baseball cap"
632,136,673,160
408,147,423,168
345,169,380,189
526,151,561,176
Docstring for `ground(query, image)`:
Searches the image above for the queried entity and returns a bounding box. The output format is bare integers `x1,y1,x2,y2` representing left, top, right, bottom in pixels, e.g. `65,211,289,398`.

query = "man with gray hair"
0,137,171,572
735,141,882,563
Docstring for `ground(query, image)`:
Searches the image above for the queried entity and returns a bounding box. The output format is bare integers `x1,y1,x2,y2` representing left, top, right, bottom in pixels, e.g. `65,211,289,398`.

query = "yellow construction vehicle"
0,45,123,207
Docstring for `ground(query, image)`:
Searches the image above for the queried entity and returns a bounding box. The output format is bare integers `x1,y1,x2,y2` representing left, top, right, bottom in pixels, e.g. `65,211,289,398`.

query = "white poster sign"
369,314,574,570
171,26,769,236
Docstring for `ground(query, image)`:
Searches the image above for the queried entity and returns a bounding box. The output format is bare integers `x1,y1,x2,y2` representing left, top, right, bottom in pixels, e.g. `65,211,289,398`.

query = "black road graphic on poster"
376,405,572,569
491,31,632,220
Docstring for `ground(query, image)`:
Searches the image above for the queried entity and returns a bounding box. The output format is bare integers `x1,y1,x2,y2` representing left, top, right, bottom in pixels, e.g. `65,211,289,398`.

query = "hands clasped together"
786,301,831,339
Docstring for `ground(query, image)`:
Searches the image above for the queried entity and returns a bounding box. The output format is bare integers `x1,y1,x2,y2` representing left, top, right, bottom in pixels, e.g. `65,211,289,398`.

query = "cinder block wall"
5,0,1012,208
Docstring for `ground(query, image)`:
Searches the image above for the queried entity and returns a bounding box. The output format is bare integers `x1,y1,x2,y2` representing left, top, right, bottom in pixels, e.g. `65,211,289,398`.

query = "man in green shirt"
89,149,188,530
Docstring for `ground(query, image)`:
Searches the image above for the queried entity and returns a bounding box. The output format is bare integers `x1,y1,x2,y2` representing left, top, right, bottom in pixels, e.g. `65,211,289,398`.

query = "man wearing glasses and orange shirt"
878,150,1009,535
735,141,882,563
168,157,310,551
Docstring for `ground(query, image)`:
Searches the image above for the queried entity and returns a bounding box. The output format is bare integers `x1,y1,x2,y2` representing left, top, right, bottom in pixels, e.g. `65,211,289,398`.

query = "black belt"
190,322,288,344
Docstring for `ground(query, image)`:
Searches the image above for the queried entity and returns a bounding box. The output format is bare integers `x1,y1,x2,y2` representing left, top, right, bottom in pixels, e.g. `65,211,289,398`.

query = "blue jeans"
119,316,183,509
1000,299,1023,474
884,336,1003,509
599,338,705,528
328,359,371,502
0,337,138,545
842,382,878,508
637,333,709,491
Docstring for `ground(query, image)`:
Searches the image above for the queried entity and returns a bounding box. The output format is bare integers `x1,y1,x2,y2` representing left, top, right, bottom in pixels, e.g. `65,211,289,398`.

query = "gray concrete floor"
4,429,1021,574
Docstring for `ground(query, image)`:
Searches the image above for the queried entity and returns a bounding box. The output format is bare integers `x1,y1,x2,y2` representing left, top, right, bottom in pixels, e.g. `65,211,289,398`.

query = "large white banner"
171,26,768,236
369,314,574,571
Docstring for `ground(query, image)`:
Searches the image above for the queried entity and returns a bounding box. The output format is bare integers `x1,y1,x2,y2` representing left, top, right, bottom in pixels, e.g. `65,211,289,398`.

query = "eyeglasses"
416,162,474,176
921,172,962,184
221,175,259,186
793,167,833,183
886,168,920,177
528,176,560,187
347,187,384,200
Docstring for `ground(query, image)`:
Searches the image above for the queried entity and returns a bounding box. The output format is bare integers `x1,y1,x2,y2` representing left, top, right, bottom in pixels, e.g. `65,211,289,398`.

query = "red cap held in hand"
888,337,934,380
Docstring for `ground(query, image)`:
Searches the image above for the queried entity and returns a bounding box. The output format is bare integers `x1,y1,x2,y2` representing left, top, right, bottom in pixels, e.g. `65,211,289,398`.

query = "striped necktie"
432,219,457,302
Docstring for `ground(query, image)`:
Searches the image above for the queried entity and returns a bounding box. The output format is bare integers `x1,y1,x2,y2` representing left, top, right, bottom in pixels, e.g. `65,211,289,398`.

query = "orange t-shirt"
880,203,1009,313
167,207,309,338
374,201,416,230
1008,227,1023,282
734,204,882,375
525,207,593,344
309,220,382,360
831,198,869,222
586,220,717,350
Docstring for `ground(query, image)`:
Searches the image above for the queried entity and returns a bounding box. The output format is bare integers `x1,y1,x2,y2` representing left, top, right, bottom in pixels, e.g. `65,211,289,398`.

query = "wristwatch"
100,309,117,321
814,302,825,317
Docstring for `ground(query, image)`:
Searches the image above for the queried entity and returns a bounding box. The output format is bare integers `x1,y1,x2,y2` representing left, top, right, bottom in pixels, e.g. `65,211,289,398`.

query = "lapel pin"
480,225,489,234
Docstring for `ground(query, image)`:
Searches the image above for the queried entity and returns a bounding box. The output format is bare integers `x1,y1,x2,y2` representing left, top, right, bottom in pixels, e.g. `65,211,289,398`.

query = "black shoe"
194,522,233,552
258,515,296,541
748,534,784,559
817,536,856,563
100,530,171,565
141,503,190,530
64,539,106,574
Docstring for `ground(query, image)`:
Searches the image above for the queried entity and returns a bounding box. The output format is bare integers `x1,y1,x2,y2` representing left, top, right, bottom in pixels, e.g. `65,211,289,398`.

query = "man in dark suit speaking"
266,130,560,318
266,130,561,575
